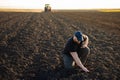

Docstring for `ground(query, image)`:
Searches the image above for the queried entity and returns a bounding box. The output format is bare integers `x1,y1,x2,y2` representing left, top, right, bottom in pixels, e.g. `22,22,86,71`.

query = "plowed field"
0,12,120,80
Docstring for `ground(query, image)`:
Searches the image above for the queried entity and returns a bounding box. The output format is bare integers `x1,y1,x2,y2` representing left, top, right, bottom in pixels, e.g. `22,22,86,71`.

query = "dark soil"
0,12,120,80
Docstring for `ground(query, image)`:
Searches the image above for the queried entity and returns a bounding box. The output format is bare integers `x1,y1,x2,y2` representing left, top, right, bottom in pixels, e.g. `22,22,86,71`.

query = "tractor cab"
44,4,51,12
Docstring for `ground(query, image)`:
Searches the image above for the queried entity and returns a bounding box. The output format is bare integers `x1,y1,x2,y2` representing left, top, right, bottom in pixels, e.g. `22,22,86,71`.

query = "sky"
0,0,120,9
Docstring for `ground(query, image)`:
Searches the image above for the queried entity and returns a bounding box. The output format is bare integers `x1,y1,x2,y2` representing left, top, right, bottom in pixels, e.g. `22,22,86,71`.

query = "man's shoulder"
66,37,74,44
64,37,74,48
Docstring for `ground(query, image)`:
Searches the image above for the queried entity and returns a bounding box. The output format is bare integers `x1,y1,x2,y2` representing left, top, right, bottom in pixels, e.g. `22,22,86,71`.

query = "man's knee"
84,47,90,55
80,47,90,64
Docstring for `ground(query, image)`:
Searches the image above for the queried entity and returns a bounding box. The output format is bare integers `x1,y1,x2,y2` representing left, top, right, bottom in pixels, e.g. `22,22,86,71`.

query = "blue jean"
62,47,90,69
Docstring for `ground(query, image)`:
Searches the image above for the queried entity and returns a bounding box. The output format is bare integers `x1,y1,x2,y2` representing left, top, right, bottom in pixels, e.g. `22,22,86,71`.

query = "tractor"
44,4,51,12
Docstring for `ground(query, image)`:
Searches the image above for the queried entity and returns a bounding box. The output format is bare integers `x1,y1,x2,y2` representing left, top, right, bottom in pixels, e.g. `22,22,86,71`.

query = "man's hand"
82,67,89,72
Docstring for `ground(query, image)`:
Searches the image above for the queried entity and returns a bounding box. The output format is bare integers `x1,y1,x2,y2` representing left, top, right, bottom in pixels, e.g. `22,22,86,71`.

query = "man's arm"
70,52,89,72
82,34,89,48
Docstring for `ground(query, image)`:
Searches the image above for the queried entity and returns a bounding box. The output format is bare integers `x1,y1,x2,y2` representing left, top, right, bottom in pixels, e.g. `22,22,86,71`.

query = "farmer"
62,31,90,72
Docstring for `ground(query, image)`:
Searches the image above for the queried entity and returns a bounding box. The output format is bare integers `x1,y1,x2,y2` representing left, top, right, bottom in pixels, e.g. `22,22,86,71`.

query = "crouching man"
62,31,90,72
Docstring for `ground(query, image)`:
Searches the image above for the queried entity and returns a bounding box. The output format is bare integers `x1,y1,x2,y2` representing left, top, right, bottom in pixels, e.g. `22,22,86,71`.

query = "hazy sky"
0,0,120,9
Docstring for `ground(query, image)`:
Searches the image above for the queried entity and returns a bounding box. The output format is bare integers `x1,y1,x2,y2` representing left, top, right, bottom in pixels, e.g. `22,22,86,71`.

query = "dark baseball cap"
74,31,83,41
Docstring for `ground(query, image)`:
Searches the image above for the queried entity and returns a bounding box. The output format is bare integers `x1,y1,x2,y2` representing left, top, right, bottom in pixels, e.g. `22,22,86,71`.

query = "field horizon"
0,8,120,12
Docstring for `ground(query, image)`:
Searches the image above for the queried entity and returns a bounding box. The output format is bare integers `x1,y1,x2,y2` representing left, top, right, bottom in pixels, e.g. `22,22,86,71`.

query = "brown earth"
0,12,120,80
